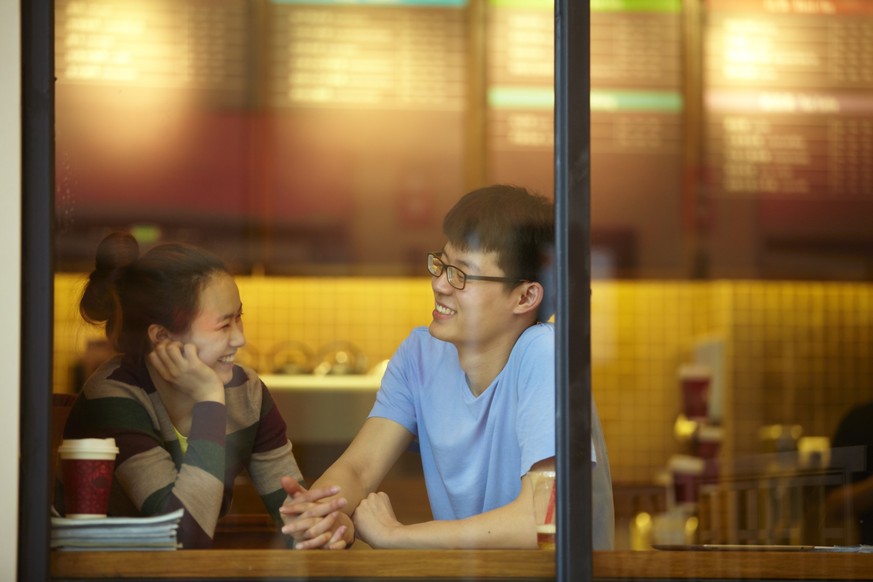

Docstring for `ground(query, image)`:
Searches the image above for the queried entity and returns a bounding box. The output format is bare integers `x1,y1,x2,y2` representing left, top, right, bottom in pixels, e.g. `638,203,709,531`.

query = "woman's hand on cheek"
148,340,225,403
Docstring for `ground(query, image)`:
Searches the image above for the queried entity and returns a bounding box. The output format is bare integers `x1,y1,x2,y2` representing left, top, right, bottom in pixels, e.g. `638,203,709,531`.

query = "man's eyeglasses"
427,252,524,291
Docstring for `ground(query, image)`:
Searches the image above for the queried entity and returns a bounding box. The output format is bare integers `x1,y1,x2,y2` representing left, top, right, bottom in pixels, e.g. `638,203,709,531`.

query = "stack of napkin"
51,509,184,551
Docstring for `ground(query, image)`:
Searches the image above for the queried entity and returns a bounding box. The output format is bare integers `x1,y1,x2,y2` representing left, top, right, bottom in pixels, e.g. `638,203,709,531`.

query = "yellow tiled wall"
591,281,873,483
590,282,718,482
54,275,873,485
719,283,873,458
53,274,435,391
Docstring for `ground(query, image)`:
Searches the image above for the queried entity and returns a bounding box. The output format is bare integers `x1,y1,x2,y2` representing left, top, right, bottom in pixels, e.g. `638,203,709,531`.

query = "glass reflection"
49,0,873,578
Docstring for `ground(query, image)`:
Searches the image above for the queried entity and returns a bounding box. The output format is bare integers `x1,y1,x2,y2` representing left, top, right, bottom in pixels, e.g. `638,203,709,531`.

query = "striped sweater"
59,353,304,549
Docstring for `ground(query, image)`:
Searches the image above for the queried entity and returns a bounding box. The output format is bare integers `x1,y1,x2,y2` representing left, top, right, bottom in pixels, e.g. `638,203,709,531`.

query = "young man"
280,184,613,549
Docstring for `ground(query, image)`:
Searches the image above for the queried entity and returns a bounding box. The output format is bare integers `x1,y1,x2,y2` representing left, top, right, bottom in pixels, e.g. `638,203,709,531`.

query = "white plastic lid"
668,454,706,474
697,424,724,442
58,438,119,456
679,363,711,380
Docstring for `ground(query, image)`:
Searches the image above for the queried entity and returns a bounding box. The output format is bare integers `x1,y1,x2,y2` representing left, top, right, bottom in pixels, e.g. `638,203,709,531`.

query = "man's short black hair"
443,184,555,317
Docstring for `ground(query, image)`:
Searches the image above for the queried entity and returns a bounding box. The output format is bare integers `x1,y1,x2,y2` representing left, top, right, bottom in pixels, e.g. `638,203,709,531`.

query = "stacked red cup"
58,438,119,518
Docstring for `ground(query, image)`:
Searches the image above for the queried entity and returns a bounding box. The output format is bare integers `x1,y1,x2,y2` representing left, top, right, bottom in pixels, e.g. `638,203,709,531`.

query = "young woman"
58,232,315,549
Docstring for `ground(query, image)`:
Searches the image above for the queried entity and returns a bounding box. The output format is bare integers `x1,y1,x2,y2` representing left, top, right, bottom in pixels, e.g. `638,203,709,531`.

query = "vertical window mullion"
554,1,593,581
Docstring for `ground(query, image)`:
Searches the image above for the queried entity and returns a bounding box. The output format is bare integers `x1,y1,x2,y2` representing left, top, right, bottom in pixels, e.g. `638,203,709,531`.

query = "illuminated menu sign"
261,0,469,269
55,0,251,105
486,0,683,216
590,0,683,157
485,0,552,155
705,0,873,199
268,0,466,110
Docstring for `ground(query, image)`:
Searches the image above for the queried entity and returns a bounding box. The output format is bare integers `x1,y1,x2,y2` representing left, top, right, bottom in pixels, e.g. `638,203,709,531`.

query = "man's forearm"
356,492,538,549
310,462,372,517
389,514,536,549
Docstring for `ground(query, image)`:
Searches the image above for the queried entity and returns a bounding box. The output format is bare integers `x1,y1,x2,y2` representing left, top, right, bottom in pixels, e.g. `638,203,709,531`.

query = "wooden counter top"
51,549,873,581
260,373,381,391
52,549,552,580
598,550,873,580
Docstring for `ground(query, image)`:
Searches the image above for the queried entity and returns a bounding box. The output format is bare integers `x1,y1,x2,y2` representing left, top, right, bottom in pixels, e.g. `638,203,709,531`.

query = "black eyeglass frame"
426,252,526,290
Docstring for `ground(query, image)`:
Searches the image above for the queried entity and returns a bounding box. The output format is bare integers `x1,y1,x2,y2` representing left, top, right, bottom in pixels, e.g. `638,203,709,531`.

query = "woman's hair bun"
80,232,140,325
95,231,140,274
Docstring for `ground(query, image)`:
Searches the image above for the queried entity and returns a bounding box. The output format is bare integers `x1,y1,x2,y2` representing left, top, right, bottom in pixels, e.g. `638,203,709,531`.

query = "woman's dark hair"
79,232,228,357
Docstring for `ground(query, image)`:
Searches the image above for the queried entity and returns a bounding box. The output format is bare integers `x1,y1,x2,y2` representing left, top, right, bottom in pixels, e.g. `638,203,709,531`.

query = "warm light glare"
722,19,775,81
58,0,193,162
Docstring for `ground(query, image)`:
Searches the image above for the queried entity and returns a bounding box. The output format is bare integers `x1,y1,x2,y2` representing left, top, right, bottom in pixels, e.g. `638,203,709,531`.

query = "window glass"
50,0,873,579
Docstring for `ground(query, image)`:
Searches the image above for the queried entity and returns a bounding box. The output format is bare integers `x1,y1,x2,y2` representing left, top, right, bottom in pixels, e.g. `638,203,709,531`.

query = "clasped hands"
279,477,403,550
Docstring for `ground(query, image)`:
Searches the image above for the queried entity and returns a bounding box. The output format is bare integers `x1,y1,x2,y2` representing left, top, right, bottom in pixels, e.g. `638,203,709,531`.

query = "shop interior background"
52,0,873,551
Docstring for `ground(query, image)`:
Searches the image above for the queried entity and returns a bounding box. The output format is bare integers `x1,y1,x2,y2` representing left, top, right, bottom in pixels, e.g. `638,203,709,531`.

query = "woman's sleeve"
65,390,228,549
246,383,304,520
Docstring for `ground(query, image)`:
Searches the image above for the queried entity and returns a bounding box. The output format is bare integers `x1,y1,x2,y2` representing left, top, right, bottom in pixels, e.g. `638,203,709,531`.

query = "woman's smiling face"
171,272,245,385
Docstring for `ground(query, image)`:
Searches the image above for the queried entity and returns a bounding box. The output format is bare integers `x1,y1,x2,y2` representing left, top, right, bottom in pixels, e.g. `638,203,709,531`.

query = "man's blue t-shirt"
369,323,593,521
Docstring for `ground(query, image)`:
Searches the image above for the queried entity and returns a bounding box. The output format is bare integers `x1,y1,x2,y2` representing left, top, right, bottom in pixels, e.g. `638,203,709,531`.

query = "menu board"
55,0,251,106
262,0,469,271
267,0,466,110
53,0,470,272
52,0,870,276
705,0,873,200
486,0,684,276
485,0,552,157
54,0,259,274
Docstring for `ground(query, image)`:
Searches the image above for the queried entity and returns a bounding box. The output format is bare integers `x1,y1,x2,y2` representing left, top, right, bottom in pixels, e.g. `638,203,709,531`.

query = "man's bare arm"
353,458,555,549
280,417,413,549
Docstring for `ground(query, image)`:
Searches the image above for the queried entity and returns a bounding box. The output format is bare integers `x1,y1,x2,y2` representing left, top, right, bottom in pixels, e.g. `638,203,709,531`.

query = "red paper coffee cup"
59,438,119,518
679,364,711,420
669,454,705,505
529,469,557,550
695,424,723,459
